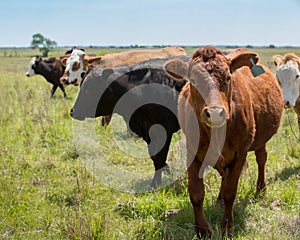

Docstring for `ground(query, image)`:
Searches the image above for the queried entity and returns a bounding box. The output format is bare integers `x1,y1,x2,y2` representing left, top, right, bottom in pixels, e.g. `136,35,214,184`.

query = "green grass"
0,47,299,239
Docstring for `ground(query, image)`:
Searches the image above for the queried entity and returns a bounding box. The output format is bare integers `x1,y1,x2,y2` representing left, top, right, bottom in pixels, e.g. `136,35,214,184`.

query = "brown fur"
72,61,81,71
85,46,186,68
273,53,300,68
165,46,283,238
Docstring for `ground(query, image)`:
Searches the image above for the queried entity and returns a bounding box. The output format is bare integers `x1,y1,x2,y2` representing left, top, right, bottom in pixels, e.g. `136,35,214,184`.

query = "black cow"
26,56,67,98
70,57,189,187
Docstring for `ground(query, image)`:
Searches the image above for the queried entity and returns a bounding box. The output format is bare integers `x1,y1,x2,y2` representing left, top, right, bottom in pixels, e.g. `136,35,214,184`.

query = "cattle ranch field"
0,47,299,239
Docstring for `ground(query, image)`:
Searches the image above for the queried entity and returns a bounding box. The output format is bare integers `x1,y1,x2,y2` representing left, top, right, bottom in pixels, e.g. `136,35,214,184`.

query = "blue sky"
0,0,299,47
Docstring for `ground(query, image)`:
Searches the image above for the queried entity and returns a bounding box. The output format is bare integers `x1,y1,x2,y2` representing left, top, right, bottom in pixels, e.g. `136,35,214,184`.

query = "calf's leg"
101,115,112,126
219,156,246,238
255,146,267,195
188,156,212,238
298,115,300,138
50,85,58,98
58,84,67,98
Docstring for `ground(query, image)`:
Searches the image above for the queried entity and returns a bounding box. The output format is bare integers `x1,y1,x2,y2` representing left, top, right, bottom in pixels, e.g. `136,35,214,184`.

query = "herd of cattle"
26,46,300,239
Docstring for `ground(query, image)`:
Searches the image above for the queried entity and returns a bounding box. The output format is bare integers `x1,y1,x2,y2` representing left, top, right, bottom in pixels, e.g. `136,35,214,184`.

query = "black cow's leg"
59,84,67,98
148,135,172,188
50,85,58,98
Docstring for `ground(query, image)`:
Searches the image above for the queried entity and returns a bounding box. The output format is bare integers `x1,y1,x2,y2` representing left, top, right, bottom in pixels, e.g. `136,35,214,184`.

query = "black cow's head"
70,67,115,120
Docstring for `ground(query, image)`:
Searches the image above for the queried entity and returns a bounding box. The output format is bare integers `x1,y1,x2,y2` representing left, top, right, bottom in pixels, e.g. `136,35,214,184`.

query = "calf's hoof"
195,226,212,239
221,219,234,239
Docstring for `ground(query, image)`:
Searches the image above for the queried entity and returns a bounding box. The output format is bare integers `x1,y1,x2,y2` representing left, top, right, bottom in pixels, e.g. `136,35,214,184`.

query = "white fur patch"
26,56,37,77
276,60,300,107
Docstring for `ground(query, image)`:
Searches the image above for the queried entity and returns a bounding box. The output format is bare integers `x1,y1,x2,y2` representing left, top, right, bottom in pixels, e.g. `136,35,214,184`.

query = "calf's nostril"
220,108,225,117
204,108,210,118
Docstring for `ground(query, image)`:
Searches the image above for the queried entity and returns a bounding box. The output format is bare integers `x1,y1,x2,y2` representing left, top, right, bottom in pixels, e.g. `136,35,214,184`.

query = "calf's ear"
163,59,188,81
273,55,283,67
230,53,259,73
84,55,102,63
61,57,68,67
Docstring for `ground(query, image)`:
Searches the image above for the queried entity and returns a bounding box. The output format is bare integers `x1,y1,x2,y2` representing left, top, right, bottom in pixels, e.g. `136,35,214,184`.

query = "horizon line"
0,44,300,49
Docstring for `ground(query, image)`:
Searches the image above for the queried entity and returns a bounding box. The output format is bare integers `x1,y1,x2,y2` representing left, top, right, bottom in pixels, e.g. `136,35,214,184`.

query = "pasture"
0,47,299,239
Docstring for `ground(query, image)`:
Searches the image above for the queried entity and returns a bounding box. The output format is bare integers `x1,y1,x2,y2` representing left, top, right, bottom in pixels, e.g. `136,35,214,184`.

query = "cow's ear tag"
250,58,265,77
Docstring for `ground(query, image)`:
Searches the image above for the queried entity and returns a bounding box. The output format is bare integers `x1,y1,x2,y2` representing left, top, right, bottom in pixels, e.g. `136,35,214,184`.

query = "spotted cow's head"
26,56,41,77
60,49,102,86
273,54,300,107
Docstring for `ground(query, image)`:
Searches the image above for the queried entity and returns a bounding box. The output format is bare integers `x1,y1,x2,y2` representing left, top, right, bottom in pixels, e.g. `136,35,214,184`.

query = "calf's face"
165,59,229,129
60,50,86,86
60,49,102,86
164,49,260,129
274,60,300,107
26,56,39,77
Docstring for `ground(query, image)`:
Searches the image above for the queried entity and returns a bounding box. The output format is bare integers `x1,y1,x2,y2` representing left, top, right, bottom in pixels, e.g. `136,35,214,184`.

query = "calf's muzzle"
202,106,227,128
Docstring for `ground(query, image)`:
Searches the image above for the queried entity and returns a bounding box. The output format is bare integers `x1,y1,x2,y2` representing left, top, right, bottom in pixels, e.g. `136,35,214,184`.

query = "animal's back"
98,47,187,68
233,65,283,150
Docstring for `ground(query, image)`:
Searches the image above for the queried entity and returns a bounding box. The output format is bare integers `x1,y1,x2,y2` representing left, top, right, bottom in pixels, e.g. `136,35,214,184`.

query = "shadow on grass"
161,194,255,239
272,165,300,182
117,187,258,239
115,173,263,238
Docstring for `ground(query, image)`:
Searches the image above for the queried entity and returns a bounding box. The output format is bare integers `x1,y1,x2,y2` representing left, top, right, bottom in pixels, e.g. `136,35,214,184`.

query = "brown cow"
164,46,283,238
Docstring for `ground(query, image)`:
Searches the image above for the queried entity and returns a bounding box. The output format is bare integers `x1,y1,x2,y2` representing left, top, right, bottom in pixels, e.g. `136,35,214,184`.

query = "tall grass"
0,47,299,239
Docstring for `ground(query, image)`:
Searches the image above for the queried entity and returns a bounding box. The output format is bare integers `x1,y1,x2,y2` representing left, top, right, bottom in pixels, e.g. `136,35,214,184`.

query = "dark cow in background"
25,48,83,98
70,56,189,188
26,56,67,98
164,46,283,238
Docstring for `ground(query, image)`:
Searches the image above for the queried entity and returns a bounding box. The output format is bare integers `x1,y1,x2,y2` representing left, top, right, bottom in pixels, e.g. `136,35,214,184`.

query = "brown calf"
164,46,283,238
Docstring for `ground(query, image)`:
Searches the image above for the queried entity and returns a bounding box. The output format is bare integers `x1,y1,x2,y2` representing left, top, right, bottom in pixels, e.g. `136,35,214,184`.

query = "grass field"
0,47,299,239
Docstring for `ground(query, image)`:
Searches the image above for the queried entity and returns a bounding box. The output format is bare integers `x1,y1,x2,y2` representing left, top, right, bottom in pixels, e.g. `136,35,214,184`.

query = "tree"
31,33,57,57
